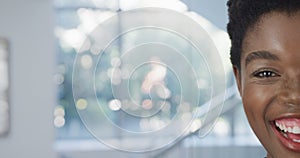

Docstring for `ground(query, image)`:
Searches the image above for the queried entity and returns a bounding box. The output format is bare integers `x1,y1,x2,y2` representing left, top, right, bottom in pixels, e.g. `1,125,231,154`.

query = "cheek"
242,84,275,126
241,84,276,148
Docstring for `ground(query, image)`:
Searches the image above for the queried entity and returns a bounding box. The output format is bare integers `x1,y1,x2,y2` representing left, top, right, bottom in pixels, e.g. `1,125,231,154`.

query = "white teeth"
275,121,300,134
292,127,300,134
280,124,284,131
284,126,287,132
288,127,292,133
293,139,300,143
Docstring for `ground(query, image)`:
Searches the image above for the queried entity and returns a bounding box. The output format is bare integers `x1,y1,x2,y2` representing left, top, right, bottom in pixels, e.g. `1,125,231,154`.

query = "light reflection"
107,67,122,85
111,68,122,85
110,57,121,67
181,112,192,122
108,99,122,111
54,106,65,117
54,116,65,128
90,0,119,11
54,106,66,128
90,44,102,55
141,58,167,94
76,98,88,110
56,27,87,52
121,67,130,79
149,117,166,130
77,8,116,33
96,72,108,91
109,46,120,58
80,54,93,69
107,68,114,78
190,119,202,133
197,78,209,89
142,99,153,110
119,0,139,11
213,117,230,137
153,84,171,99
119,0,188,12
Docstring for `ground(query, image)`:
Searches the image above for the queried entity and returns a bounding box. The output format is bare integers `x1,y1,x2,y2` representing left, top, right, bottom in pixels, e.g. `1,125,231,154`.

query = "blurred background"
0,0,266,157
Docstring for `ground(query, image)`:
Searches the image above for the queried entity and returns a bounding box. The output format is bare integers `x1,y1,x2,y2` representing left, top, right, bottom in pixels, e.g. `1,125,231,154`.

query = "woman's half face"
234,11,300,157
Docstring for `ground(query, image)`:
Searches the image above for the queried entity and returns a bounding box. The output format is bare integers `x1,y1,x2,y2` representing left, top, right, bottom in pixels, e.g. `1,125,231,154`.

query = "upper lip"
270,113,300,122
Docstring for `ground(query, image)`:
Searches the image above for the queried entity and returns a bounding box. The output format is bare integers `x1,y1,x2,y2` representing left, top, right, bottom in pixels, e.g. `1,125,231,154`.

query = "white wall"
0,0,56,158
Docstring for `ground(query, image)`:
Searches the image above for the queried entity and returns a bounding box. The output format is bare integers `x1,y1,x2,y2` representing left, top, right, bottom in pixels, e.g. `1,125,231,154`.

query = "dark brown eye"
253,70,278,78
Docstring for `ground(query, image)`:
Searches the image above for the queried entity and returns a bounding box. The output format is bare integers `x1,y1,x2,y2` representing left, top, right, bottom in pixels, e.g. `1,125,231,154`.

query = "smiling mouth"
272,118,300,151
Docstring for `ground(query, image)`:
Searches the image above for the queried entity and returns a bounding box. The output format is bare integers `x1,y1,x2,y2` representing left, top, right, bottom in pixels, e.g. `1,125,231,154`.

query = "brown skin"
233,11,300,158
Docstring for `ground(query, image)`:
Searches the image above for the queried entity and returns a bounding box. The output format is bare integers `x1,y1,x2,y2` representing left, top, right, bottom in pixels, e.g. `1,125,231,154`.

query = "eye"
253,70,279,78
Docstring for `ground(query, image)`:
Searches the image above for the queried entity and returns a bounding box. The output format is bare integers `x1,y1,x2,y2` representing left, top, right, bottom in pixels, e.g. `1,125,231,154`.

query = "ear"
233,66,242,95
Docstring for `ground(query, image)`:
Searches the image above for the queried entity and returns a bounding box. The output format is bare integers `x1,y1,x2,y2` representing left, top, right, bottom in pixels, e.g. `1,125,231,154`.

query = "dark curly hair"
227,0,300,69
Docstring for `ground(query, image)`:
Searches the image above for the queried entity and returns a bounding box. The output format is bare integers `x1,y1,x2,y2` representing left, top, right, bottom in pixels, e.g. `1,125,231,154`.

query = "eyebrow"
245,50,280,66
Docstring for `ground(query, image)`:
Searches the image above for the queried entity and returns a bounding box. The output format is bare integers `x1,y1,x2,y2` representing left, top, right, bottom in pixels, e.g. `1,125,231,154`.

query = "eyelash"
252,70,280,78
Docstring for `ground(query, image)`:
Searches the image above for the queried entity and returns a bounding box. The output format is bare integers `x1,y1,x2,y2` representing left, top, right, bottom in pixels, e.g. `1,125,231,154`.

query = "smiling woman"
227,0,300,157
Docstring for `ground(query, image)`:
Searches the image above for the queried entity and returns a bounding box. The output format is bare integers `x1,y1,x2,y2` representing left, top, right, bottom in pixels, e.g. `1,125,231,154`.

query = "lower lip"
272,122,300,152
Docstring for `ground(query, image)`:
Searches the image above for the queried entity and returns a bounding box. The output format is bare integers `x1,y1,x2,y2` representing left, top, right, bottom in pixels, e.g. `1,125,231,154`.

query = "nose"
278,76,300,106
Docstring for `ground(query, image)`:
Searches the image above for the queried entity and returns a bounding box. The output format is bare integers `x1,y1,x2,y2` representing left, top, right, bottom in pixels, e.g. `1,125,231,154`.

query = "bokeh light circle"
72,7,226,152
